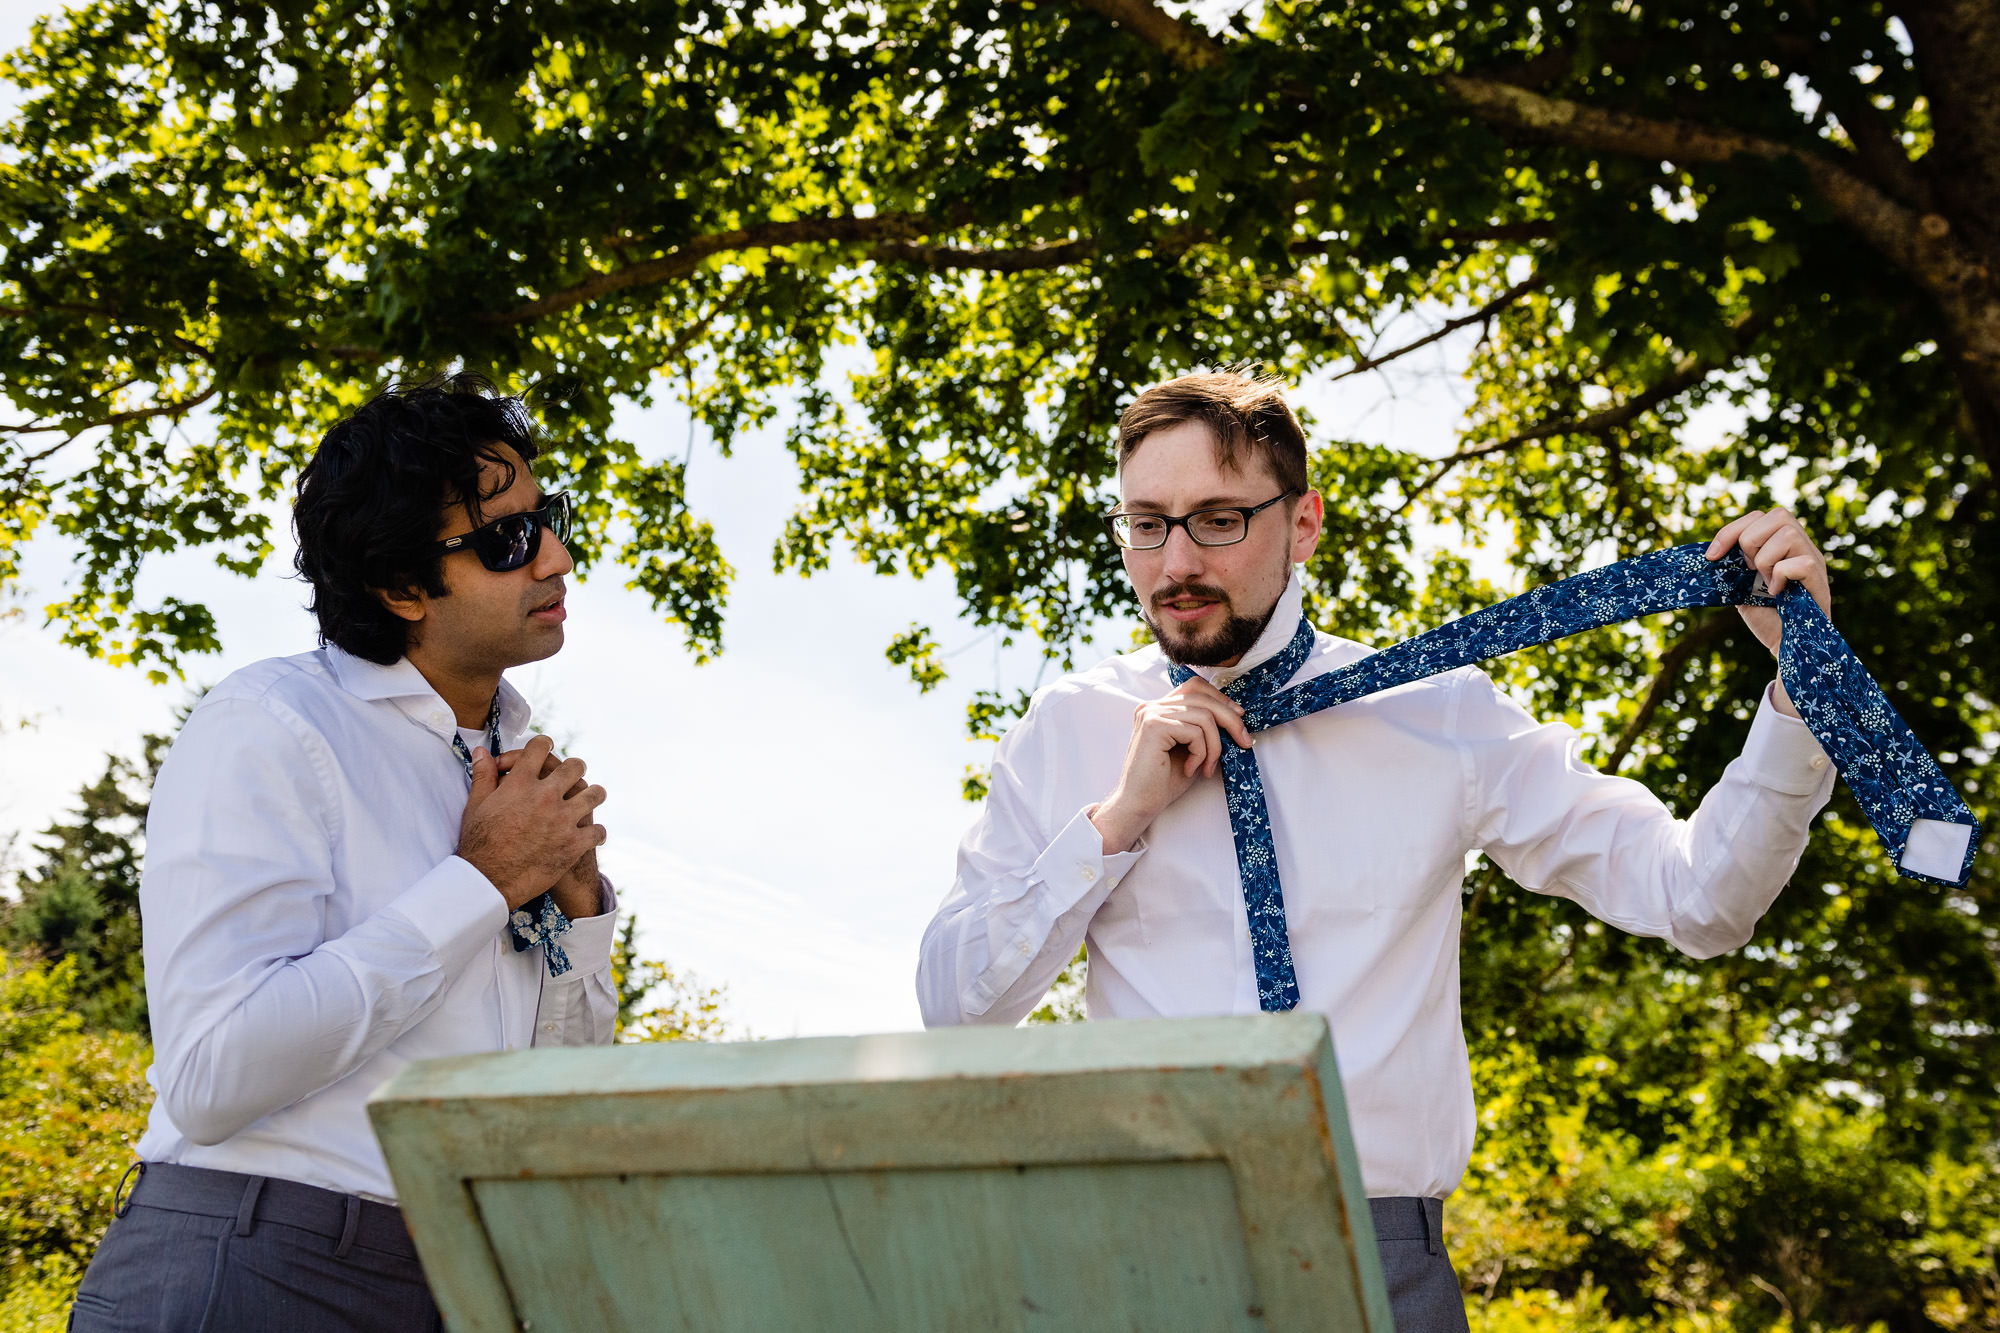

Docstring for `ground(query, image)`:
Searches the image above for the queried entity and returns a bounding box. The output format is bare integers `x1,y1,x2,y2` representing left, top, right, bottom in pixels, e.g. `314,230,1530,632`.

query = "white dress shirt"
136,646,619,1202
917,577,1838,1199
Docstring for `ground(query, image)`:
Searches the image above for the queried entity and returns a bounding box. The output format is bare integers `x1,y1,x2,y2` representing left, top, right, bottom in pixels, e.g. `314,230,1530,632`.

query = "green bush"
1454,1039,2000,1332
0,954,151,1323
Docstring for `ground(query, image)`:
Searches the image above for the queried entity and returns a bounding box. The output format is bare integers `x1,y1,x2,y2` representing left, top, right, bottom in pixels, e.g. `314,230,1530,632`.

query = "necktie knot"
1167,616,1317,707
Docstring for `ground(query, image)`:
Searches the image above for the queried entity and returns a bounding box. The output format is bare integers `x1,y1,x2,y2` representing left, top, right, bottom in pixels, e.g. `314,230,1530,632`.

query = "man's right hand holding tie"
1091,677,1254,855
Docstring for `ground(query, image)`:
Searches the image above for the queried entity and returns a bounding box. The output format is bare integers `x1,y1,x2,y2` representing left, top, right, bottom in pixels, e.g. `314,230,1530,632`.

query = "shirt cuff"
1029,805,1148,906
386,856,510,978
966,809,1145,1017
546,873,619,982
1741,682,1837,797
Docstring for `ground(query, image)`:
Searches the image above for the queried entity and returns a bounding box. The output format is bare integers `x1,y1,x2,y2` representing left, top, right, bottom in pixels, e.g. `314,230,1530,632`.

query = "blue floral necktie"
1167,543,1982,1013
447,697,573,977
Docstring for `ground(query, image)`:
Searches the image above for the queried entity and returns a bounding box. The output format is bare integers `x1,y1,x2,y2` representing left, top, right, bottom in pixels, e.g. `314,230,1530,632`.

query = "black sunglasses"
430,493,573,572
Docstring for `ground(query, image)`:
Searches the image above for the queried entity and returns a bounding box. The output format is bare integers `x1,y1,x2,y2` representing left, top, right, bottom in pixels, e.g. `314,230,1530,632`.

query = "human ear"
1291,490,1326,563
374,585,427,625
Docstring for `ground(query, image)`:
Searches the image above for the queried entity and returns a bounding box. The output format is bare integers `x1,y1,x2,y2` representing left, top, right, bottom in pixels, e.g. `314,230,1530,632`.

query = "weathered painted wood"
368,1013,1392,1333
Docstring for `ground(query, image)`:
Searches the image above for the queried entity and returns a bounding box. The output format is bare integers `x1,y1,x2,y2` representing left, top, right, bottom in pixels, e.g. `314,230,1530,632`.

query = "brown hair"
1115,371,1310,495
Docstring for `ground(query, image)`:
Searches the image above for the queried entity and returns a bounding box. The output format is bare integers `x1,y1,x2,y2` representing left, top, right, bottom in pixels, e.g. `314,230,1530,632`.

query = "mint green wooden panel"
369,1014,1392,1333
475,1162,1263,1332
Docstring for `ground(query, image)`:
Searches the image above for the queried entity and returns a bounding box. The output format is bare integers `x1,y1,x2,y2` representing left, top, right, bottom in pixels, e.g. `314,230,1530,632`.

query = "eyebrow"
481,490,549,519
1116,494,1262,514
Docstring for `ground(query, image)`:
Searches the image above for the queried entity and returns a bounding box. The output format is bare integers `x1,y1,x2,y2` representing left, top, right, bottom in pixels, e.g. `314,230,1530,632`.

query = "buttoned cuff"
1741,682,1838,797
1031,806,1147,905
389,856,510,978
546,874,620,983
965,809,1146,1017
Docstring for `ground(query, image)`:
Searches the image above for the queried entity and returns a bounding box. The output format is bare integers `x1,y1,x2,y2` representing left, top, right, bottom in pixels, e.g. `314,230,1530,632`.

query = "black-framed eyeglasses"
430,493,573,572
1102,491,1299,550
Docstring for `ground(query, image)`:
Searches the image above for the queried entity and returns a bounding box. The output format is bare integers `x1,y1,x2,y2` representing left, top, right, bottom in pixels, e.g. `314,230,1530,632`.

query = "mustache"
1150,581,1231,610
526,580,566,612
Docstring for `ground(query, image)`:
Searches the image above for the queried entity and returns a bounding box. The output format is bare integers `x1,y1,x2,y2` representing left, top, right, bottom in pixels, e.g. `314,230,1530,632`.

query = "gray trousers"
1371,1196,1471,1333
69,1163,441,1333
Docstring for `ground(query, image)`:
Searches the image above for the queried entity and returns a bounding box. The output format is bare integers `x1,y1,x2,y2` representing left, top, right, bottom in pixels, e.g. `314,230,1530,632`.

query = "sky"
0,0,1488,1038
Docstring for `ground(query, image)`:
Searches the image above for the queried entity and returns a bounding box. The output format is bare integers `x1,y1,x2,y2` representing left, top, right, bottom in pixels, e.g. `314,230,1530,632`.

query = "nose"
537,529,575,578
1158,522,1207,583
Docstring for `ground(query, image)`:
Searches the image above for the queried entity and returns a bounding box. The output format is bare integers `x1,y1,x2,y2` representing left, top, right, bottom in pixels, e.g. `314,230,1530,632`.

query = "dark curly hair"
294,373,541,664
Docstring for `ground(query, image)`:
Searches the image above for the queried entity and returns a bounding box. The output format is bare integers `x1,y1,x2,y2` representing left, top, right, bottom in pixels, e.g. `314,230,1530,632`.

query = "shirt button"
1017,941,1032,957
542,1023,556,1033
1810,756,1828,771
1079,865,1097,883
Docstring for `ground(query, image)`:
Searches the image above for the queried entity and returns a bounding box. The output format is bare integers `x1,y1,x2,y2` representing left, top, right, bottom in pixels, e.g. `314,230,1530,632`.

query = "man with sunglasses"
72,375,616,1331
917,371,1838,1330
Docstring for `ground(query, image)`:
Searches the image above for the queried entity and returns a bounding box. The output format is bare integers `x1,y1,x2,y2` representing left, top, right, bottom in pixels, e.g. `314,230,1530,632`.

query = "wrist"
1089,796,1148,857
466,855,545,912
550,871,602,921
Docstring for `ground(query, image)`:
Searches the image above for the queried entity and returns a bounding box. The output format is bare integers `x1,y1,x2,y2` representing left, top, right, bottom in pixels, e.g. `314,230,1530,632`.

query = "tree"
4,0,1997,1322
1,736,167,1035
610,917,740,1043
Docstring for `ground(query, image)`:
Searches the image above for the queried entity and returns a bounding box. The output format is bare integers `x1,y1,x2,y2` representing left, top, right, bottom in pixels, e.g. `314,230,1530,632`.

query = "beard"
1143,580,1281,667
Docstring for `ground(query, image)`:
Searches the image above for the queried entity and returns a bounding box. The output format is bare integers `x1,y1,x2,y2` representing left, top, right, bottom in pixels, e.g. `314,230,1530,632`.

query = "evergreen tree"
2,734,168,1035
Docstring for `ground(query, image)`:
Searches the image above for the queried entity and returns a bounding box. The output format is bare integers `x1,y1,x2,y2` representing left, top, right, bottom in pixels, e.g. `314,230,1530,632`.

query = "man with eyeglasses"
917,370,1838,1330
72,375,616,1331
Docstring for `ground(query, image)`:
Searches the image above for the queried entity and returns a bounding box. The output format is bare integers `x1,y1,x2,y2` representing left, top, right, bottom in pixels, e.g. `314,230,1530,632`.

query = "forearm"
154,858,502,1145
1483,686,1834,958
917,808,1140,1026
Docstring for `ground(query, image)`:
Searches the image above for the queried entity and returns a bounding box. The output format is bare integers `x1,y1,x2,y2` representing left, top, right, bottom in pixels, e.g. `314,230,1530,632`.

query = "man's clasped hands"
456,734,609,922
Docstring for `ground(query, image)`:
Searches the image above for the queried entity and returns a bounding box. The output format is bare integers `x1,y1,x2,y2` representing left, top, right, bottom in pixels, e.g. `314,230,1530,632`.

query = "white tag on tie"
1900,818,1973,881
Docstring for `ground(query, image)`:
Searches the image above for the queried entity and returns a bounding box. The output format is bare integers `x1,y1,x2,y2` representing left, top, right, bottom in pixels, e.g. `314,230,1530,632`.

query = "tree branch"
485,214,934,323
1604,613,1731,772
1399,310,1771,510
1047,0,2000,419
1446,221,1559,244
1325,273,1543,385
1060,0,1224,70
1768,33,1937,214
1898,0,2000,256
868,237,1098,272
1441,76,2000,407
487,215,1115,322
0,383,220,440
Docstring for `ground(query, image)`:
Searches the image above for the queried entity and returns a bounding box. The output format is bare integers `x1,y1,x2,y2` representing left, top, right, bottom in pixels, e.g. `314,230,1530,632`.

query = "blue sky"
0,0,1485,1036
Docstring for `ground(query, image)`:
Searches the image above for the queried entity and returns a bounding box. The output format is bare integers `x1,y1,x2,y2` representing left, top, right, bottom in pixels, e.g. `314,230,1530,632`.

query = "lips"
1153,583,1229,624
1160,598,1219,623
528,587,566,621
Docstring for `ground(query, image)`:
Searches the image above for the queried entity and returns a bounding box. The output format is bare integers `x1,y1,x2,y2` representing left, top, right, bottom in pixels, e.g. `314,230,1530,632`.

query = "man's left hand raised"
1704,506,1833,719
498,743,609,920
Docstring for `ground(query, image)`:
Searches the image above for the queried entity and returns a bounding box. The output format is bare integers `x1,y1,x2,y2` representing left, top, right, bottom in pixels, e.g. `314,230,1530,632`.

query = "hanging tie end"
1900,817,1978,886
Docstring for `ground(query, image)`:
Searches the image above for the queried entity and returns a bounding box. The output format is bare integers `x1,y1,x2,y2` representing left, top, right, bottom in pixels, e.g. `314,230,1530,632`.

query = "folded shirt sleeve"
1463,673,1836,959
143,694,507,1147
532,875,619,1047
917,703,1145,1027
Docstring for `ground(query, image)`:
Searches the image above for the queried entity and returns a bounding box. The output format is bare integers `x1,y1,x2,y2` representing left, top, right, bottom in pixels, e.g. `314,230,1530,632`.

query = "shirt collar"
1188,572,1307,689
321,644,534,743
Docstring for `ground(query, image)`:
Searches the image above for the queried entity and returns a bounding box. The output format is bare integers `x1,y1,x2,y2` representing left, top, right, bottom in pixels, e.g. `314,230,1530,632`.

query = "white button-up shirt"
917,577,1837,1199
136,646,619,1202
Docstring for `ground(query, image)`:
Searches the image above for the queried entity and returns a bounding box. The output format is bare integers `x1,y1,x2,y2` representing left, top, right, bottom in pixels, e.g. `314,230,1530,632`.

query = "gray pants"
69,1163,441,1333
1371,1196,1471,1333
